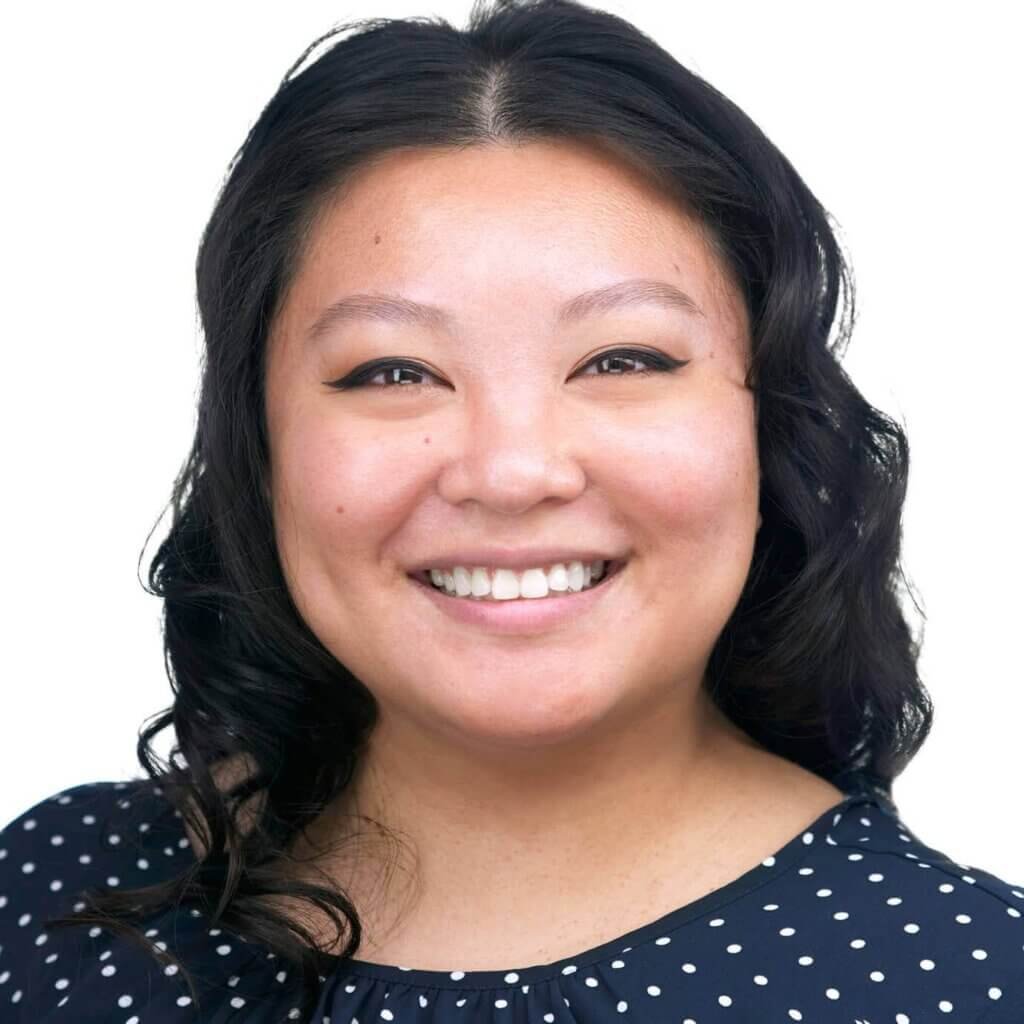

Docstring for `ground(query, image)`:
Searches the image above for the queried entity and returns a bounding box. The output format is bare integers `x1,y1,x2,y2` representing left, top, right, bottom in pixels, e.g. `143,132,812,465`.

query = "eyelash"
324,348,689,391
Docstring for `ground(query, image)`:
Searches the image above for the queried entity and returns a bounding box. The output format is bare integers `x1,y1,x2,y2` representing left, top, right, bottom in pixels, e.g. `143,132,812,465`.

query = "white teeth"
425,560,611,600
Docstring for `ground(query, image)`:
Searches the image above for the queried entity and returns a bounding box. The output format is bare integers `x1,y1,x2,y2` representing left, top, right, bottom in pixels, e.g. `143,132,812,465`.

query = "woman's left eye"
324,348,689,391
578,349,688,378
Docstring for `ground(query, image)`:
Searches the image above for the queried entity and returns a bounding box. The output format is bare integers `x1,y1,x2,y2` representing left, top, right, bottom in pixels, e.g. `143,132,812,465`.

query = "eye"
323,348,689,391
576,348,689,378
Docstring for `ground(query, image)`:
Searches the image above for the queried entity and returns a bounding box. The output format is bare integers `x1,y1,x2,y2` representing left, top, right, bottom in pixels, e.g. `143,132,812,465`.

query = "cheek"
610,398,758,540
270,414,425,572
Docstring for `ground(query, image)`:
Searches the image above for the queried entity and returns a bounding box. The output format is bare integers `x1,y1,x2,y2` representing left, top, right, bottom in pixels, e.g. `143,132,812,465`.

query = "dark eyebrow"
304,277,704,344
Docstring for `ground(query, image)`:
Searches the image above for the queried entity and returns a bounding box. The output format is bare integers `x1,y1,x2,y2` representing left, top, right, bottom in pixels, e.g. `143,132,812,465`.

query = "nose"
435,390,587,516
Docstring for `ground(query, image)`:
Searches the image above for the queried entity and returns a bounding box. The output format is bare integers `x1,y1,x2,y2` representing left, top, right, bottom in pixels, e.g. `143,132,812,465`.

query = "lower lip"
407,561,627,635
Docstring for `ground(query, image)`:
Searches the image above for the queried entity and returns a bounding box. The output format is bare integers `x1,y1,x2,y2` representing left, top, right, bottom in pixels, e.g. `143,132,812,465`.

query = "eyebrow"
304,277,705,344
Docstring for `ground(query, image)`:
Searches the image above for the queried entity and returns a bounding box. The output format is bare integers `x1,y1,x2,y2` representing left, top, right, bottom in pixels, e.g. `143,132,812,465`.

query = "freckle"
423,436,431,444
374,233,381,245
335,504,345,514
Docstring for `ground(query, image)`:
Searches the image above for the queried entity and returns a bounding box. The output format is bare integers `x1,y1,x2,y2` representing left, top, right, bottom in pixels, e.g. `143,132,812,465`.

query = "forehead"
277,139,748,355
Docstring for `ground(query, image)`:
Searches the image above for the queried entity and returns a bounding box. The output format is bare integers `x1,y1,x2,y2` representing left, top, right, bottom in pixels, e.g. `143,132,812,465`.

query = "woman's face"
264,139,759,752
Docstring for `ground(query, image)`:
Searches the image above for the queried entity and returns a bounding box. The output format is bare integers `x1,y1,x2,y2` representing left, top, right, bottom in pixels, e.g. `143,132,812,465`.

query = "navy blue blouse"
1,775,1022,1022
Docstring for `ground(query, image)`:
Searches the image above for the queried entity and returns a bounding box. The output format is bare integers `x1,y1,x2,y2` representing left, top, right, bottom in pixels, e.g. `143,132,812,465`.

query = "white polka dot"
230,996,246,1008
216,944,232,956
117,994,133,1008
939,1000,953,1012
647,985,661,996
616,999,628,1012
920,959,935,970
825,988,839,999
176,995,192,1007
719,994,733,1007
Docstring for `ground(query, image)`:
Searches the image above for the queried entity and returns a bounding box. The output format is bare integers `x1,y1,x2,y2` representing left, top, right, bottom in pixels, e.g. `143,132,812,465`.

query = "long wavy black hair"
45,0,932,1017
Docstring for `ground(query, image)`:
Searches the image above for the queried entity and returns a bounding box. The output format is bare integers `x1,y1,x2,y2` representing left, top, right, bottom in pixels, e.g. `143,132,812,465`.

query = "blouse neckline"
307,788,883,991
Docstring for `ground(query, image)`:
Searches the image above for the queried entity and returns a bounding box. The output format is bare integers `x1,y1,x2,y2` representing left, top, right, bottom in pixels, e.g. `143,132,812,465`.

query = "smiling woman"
1,0,1022,1022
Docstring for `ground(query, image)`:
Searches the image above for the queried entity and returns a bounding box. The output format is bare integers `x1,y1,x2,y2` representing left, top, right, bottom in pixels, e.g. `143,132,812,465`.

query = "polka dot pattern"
1,778,1022,1022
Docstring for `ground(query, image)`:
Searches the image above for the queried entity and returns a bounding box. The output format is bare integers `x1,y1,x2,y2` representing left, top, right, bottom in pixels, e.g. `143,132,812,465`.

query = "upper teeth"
427,560,608,600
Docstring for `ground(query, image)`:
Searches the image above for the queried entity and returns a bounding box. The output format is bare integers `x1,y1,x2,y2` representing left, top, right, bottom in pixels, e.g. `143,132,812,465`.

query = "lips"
409,558,628,591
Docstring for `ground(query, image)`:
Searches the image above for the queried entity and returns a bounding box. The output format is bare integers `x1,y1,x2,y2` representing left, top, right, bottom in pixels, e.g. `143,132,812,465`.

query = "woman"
1,0,1020,1021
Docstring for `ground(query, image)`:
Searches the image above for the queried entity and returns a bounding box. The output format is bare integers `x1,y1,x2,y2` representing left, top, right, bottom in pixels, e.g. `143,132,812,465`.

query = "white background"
1,3,1020,881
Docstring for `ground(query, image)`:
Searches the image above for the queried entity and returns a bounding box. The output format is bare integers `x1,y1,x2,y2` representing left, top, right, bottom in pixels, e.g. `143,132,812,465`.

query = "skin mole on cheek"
335,505,346,515
423,436,431,444
374,233,381,244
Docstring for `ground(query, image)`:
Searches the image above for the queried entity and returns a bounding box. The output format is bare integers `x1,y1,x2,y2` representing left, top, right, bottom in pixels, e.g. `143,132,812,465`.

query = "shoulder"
0,778,195,1008
808,795,1024,1021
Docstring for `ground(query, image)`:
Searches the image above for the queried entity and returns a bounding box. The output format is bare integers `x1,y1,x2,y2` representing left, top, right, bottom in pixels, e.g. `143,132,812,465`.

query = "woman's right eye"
324,359,441,391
